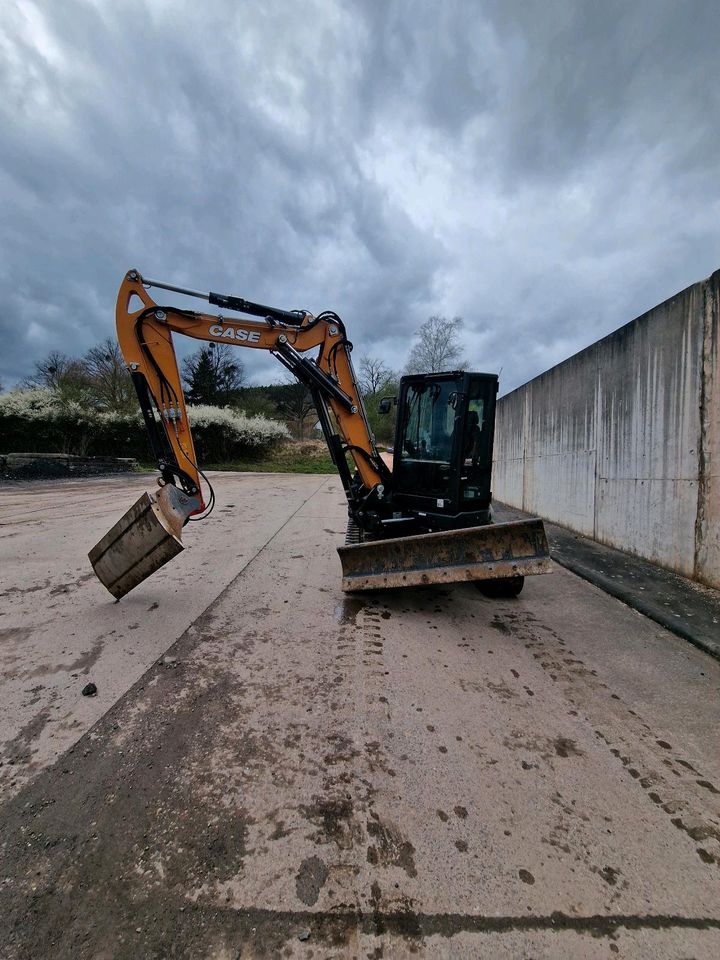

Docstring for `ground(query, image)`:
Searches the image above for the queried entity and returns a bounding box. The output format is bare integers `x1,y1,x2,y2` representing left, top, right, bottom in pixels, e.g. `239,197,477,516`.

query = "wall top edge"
499,269,719,402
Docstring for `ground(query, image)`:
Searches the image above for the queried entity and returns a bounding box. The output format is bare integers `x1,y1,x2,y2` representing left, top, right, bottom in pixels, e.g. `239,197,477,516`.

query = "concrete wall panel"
595,478,699,576
492,387,526,511
493,387,526,462
523,451,597,537
595,285,702,484
491,457,524,510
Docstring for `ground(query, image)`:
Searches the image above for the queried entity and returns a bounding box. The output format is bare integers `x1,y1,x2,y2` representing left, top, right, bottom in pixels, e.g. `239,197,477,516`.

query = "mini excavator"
89,271,551,599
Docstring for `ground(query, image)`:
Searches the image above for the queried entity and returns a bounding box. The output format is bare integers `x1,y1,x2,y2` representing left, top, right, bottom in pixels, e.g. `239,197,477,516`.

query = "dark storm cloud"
1,0,718,393
484,0,720,185
0,0,445,387
349,0,720,387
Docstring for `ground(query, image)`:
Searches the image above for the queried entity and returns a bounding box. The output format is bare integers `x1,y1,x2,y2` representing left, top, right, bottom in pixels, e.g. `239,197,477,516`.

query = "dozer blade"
89,485,199,600
337,518,551,592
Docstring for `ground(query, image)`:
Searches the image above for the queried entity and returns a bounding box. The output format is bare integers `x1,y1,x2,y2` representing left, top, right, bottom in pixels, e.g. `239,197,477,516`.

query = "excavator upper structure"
89,271,551,599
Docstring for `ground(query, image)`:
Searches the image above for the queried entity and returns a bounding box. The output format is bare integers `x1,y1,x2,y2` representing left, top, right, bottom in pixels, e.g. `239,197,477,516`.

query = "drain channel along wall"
493,269,719,589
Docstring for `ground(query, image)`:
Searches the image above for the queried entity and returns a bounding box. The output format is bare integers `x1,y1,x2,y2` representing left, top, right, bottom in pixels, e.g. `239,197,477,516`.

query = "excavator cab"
392,372,497,527
337,370,551,592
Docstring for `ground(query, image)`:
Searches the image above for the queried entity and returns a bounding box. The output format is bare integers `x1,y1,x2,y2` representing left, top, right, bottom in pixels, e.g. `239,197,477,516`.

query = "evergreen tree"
182,344,245,405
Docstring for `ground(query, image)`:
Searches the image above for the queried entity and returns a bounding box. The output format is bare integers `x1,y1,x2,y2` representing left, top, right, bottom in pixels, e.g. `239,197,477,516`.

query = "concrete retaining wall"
493,270,720,589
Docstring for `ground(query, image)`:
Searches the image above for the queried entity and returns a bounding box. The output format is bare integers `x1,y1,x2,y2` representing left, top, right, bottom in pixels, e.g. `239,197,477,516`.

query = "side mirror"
378,396,397,415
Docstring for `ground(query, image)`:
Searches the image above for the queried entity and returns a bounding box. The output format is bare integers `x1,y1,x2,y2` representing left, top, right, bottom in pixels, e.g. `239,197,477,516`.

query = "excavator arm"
115,270,390,510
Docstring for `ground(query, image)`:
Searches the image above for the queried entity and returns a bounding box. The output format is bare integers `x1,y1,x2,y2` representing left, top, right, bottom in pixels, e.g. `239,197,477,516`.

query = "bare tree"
22,351,93,396
24,352,73,389
83,338,135,411
182,343,245,405
404,315,466,374
357,355,395,396
275,377,316,439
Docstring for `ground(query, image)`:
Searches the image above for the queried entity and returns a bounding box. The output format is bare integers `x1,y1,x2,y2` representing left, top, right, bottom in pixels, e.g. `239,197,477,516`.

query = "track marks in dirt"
501,608,720,872
595,729,720,868
482,605,720,882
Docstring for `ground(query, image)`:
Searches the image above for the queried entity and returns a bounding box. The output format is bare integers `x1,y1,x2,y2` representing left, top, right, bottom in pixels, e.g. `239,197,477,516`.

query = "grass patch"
205,440,336,474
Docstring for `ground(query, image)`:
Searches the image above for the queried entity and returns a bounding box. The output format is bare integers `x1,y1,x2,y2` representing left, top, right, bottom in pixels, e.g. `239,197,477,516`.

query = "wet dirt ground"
1,474,719,958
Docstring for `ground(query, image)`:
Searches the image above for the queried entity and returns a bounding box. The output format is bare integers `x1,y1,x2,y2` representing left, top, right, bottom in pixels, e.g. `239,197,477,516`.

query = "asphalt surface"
495,503,720,659
1,473,719,958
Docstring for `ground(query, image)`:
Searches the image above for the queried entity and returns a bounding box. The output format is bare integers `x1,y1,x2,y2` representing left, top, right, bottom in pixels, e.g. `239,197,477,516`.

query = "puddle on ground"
334,597,365,625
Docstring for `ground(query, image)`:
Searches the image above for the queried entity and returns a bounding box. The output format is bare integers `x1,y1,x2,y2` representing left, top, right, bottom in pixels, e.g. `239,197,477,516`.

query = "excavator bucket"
89,485,199,600
337,518,551,592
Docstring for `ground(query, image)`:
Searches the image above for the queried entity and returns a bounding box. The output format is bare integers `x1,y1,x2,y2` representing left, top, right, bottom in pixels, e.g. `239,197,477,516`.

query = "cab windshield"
397,381,459,498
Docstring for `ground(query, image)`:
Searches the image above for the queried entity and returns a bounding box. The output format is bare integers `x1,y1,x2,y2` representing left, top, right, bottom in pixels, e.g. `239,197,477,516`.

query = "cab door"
455,373,498,511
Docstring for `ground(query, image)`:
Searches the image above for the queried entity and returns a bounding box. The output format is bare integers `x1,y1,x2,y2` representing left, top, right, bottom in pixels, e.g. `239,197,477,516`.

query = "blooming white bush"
0,389,289,461
0,388,90,421
0,388,54,416
187,404,289,447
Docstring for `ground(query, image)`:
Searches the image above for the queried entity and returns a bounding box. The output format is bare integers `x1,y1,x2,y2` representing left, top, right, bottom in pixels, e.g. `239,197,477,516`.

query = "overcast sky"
2,0,719,394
